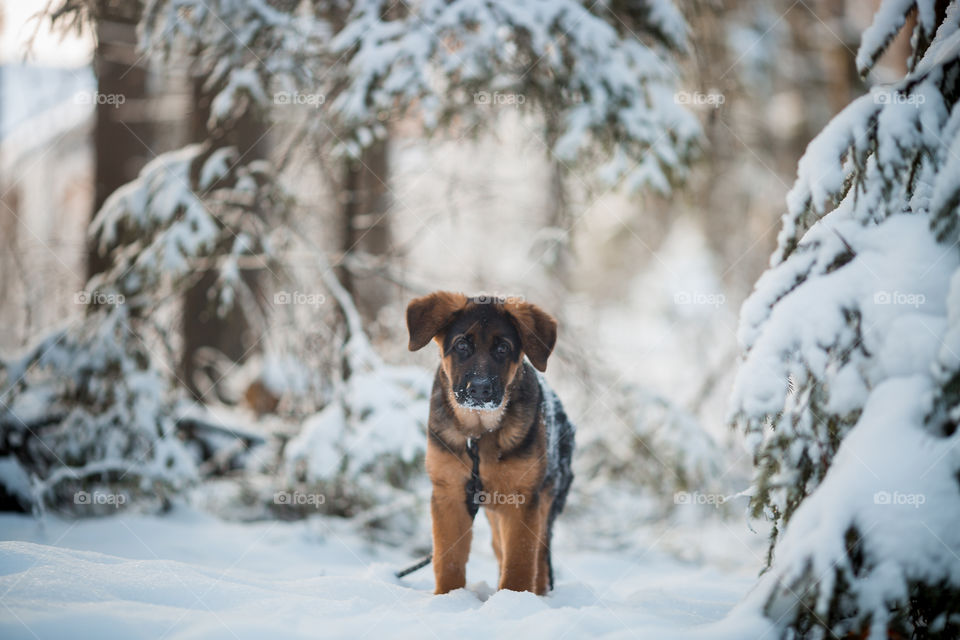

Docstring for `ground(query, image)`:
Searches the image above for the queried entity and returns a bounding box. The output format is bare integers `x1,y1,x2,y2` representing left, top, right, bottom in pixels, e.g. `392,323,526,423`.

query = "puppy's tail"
395,554,432,578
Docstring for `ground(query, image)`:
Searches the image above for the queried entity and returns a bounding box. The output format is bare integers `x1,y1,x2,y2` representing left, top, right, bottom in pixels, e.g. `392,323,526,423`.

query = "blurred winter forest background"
2,1,960,638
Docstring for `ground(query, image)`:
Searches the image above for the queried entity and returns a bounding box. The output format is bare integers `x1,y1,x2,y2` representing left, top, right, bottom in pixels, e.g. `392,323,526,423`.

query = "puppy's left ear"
504,301,557,372
406,291,468,351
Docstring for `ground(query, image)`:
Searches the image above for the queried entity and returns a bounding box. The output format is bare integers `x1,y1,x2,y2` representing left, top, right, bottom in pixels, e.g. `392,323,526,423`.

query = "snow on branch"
856,0,941,76
89,143,282,314
0,308,197,513
730,3,960,637
777,3,960,264
326,0,700,194
141,0,328,131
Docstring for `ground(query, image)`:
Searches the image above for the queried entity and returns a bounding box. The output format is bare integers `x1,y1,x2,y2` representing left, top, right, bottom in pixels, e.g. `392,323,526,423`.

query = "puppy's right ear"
406,291,467,351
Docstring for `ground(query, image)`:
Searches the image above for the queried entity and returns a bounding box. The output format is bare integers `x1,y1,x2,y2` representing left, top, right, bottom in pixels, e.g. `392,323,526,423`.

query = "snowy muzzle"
455,375,504,410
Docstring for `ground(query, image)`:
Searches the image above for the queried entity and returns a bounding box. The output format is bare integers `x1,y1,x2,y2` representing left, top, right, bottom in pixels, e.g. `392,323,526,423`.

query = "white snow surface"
0,507,770,639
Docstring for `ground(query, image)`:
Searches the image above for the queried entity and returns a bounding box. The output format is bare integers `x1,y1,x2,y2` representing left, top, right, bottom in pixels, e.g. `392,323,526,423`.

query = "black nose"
466,378,495,402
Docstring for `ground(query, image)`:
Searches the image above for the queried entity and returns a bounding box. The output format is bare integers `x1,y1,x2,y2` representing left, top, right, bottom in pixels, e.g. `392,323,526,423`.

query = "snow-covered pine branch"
140,0,328,133
730,2,960,637
325,0,700,193
1,142,285,512
0,307,196,514
89,143,283,313
856,0,942,76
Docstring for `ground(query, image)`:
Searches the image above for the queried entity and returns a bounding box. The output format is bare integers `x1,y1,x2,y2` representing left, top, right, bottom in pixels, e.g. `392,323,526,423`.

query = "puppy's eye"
455,339,471,355
495,342,510,356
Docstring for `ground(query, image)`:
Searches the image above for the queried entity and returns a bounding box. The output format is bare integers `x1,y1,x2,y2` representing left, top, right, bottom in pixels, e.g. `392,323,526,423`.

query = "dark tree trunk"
180,77,268,400
89,10,151,280
339,137,393,326
319,2,397,330
818,0,861,117
545,154,572,289
540,107,574,304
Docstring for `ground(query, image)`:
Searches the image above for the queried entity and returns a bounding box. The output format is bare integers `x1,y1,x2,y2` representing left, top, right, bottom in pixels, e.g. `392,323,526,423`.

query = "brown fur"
408,291,562,595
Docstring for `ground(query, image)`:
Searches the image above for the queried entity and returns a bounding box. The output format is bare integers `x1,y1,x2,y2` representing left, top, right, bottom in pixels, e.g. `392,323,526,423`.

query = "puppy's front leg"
496,500,543,593
430,487,473,594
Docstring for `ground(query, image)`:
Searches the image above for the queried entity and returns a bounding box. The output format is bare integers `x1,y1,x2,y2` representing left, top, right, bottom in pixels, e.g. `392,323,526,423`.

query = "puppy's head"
407,292,557,411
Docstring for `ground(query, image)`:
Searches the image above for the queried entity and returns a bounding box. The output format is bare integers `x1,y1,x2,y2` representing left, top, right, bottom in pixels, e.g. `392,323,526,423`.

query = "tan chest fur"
425,411,546,501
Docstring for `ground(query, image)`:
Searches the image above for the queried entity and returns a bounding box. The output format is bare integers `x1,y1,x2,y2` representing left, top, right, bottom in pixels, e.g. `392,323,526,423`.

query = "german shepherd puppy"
406,292,575,595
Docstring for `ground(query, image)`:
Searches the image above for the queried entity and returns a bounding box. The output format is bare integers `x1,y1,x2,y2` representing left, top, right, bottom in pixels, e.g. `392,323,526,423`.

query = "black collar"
464,437,483,518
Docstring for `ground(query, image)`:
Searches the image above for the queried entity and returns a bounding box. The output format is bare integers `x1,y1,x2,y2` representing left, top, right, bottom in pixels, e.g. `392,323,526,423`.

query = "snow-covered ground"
0,507,771,639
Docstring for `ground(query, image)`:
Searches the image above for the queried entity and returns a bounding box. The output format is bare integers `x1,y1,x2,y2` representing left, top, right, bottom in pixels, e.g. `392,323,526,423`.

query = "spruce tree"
731,2,960,637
